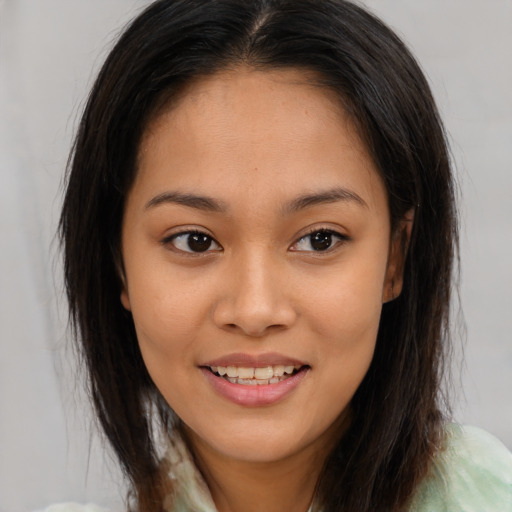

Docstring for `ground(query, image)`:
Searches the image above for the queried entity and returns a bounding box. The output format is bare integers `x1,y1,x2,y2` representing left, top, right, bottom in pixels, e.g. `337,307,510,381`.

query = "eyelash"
162,229,222,255
291,228,350,253
162,227,349,255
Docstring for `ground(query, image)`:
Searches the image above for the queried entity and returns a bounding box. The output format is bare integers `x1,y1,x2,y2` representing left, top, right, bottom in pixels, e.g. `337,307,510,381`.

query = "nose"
212,251,297,337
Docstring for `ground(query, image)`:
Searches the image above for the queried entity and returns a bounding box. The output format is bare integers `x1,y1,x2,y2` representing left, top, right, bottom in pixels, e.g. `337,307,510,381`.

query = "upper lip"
201,352,308,368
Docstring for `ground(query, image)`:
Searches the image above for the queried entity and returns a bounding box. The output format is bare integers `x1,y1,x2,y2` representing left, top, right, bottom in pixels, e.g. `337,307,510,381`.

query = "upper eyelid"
289,227,350,252
162,229,222,253
295,226,349,242
304,226,344,235
162,227,217,242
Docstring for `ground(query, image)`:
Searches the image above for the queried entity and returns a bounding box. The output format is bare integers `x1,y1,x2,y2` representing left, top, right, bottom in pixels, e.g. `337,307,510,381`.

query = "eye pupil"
188,233,212,252
310,231,332,251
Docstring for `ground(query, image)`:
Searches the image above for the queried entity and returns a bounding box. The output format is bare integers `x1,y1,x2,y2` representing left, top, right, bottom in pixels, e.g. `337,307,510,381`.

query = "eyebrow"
144,186,367,214
283,187,368,214
145,192,228,212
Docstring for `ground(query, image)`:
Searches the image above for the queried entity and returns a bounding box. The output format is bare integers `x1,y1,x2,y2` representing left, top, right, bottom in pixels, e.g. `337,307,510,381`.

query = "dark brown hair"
60,1,457,510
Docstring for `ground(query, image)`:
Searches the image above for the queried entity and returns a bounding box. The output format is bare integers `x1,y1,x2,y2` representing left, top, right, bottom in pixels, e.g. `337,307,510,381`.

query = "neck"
189,437,324,512
181,415,350,512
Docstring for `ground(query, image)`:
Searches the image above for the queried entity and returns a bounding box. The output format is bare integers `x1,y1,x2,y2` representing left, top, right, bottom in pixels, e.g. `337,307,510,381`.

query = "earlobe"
383,208,415,303
115,251,131,311
121,288,131,311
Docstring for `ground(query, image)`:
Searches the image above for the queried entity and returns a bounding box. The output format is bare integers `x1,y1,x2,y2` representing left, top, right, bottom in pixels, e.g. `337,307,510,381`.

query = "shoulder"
34,504,110,512
410,424,512,511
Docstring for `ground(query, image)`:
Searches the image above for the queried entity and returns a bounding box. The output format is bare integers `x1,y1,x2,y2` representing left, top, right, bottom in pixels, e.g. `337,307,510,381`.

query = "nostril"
212,295,297,336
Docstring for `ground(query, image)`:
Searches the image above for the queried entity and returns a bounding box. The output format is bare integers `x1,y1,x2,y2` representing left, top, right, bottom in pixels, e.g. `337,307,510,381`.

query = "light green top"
39,425,512,512
409,424,512,511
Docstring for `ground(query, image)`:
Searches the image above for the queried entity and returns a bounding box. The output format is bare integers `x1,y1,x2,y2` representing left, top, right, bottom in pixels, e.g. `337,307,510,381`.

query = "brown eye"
292,229,348,252
187,233,212,252
310,231,334,251
168,231,221,253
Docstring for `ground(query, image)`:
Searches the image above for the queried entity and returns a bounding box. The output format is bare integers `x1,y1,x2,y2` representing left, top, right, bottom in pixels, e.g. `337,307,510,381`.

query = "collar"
160,432,319,512
162,434,217,512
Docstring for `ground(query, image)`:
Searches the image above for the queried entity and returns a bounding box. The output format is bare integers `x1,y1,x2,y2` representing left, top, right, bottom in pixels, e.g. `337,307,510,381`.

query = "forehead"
140,67,357,159
134,67,386,214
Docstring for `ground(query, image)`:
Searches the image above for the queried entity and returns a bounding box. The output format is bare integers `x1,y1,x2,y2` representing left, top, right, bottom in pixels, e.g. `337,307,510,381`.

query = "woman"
55,0,512,511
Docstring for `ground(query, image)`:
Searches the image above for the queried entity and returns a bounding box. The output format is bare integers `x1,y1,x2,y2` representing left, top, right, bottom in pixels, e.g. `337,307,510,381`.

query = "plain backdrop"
1,1,511,511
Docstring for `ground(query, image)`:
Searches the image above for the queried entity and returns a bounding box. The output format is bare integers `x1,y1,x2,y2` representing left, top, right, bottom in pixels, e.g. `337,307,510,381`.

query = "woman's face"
121,68,403,465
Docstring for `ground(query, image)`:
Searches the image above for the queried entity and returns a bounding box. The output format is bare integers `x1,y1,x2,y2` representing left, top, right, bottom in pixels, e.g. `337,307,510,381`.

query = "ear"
121,286,132,311
382,208,414,303
114,248,132,311
118,264,132,311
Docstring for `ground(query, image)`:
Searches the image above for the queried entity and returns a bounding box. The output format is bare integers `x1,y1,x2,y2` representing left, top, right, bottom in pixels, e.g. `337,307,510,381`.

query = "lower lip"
201,367,309,407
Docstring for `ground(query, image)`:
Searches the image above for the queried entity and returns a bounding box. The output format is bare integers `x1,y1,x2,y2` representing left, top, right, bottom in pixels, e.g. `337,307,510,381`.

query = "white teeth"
254,366,273,380
238,367,255,379
273,365,285,377
232,377,271,385
209,363,304,384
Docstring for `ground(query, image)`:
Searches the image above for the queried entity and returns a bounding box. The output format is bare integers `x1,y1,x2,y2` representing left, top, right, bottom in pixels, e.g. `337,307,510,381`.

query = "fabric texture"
408,424,512,511
38,424,512,512
35,504,109,512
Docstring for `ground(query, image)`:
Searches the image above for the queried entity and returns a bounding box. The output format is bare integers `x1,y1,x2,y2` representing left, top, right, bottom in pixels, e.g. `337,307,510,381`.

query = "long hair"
59,1,457,510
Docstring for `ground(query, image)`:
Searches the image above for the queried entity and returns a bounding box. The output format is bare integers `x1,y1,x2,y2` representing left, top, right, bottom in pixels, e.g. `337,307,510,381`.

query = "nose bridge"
237,246,277,308
214,244,296,336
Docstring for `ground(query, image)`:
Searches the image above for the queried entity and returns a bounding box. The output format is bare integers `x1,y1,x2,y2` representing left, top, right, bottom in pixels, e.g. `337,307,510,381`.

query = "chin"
213,437,305,464
183,416,342,466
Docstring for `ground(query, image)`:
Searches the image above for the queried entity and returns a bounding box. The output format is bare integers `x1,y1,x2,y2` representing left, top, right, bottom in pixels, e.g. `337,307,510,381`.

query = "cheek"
300,252,386,401
312,288,381,383
126,266,213,362
302,258,386,344
127,276,209,407
309,293,381,418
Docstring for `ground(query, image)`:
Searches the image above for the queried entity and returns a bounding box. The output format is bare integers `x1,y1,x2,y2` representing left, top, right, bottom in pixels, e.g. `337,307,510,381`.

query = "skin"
120,68,407,512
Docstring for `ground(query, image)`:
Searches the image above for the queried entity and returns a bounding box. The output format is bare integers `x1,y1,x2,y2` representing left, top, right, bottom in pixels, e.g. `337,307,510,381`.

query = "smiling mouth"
206,364,307,385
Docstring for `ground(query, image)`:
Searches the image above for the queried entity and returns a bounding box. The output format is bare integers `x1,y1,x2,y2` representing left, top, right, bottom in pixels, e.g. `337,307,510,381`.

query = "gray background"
0,1,510,511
